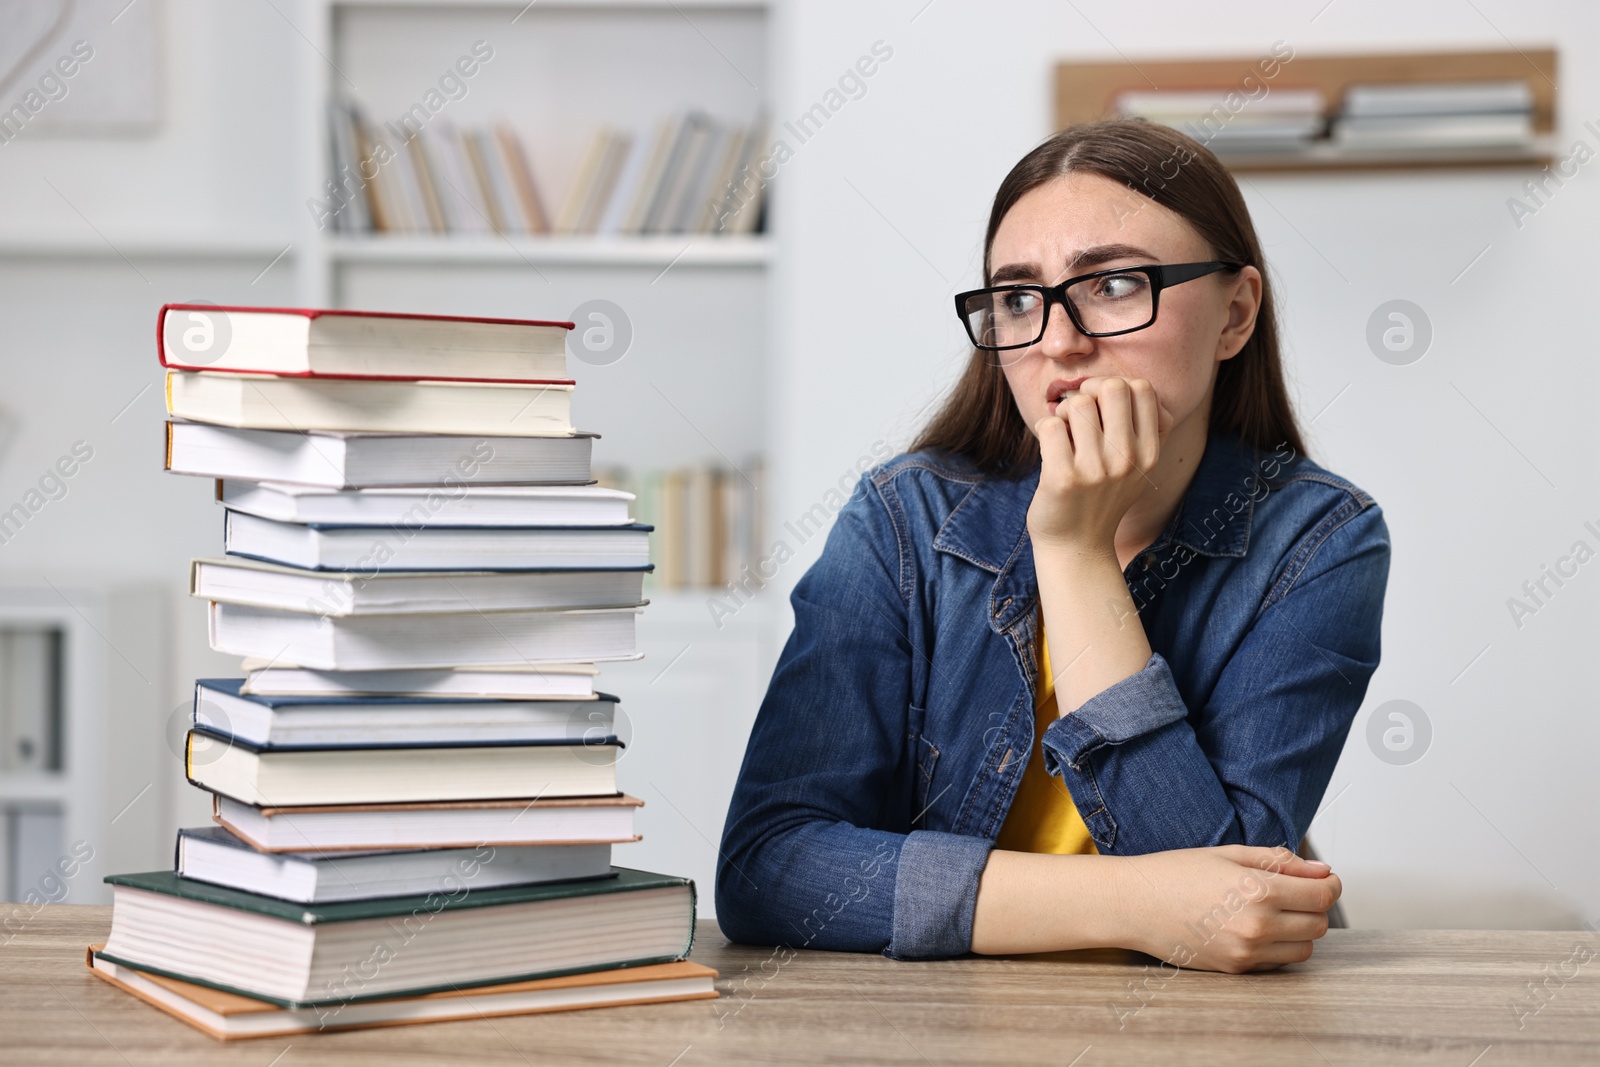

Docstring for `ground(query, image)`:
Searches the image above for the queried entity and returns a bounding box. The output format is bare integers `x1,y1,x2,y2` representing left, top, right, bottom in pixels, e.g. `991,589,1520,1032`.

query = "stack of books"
89,303,716,1040
1114,87,1327,154
329,105,768,238
1330,79,1535,151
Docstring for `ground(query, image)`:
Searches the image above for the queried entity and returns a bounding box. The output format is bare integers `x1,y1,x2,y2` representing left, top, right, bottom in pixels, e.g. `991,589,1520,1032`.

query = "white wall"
0,0,1594,927
765,0,1599,928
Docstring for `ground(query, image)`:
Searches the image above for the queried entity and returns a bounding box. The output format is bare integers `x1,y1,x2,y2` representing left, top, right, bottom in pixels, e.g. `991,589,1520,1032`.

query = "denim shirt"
715,432,1390,961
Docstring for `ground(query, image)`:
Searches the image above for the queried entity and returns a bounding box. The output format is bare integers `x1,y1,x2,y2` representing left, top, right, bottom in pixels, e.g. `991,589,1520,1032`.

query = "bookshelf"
297,0,778,908
1056,48,1559,172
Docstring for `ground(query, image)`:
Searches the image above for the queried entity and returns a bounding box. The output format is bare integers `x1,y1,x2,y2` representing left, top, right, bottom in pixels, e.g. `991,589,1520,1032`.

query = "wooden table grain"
2,906,1598,1065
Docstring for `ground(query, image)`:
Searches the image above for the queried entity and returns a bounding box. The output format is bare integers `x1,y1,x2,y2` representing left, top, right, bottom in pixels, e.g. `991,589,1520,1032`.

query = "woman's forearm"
971,844,1343,972
970,849,1136,955
1035,543,1154,714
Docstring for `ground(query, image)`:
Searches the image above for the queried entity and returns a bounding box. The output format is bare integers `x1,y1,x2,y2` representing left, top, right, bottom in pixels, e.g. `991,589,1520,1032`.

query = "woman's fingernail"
1305,860,1331,871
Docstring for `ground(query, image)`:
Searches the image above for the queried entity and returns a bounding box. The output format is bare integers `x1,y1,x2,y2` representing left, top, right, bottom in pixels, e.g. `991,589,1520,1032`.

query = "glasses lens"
963,288,1044,350
1065,271,1154,335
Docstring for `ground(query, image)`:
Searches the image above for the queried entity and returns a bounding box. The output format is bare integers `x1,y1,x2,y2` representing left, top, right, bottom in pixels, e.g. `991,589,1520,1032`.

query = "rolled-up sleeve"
1039,500,1391,855
715,473,993,960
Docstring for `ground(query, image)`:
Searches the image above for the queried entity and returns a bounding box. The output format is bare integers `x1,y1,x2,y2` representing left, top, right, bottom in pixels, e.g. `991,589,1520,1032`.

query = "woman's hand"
1112,844,1341,973
1027,376,1171,553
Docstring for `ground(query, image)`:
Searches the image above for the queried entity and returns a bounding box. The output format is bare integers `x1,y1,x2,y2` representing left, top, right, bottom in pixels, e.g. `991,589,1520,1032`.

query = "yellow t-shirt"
993,618,1099,855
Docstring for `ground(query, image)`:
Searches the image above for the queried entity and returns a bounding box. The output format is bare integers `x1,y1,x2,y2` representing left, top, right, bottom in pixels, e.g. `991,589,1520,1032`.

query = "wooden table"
3,906,1598,1064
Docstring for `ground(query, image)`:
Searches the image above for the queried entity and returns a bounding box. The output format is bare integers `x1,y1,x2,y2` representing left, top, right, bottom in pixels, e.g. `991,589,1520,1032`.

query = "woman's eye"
1095,273,1146,300
1001,290,1040,315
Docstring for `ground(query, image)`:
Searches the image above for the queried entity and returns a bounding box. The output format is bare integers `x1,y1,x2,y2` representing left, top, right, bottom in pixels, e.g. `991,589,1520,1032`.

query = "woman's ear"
1216,265,1263,362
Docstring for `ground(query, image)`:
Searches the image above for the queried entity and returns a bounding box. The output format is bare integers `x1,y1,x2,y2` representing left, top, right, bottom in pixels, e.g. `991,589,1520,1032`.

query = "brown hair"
911,118,1305,478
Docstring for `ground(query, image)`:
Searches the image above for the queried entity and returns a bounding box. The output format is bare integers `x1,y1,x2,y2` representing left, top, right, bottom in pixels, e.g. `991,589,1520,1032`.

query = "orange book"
87,944,717,1041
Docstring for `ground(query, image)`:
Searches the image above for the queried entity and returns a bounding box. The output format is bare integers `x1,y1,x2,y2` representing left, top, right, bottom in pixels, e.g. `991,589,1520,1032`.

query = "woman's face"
987,171,1261,439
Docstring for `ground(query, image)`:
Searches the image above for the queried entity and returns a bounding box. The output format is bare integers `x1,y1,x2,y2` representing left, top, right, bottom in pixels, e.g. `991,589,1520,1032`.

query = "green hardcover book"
100,866,696,1009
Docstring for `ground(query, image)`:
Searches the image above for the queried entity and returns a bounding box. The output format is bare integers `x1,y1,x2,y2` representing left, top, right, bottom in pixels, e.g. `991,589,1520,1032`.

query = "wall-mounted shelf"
1056,48,1558,173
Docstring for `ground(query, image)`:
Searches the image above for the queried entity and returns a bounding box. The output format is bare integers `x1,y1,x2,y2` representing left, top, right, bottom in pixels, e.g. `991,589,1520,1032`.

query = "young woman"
715,119,1390,973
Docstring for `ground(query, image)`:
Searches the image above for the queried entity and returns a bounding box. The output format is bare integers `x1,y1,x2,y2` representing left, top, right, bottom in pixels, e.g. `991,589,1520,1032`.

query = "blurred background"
0,0,1593,932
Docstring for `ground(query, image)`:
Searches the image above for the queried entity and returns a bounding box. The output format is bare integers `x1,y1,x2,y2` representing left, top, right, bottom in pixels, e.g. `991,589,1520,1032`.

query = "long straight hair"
912,118,1305,478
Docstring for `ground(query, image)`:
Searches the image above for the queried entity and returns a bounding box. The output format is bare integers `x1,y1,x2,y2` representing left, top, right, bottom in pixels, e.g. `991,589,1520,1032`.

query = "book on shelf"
1331,111,1533,148
193,557,649,616
207,601,642,671
1340,79,1534,117
176,825,613,904
185,728,624,808
165,422,595,487
157,304,572,380
211,792,643,853
165,370,575,437
1331,79,1535,150
98,866,697,1008
238,662,600,701
600,459,763,590
1114,87,1327,152
87,948,717,1041
328,103,767,238
222,511,653,571
192,678,619,748
219,480,636,527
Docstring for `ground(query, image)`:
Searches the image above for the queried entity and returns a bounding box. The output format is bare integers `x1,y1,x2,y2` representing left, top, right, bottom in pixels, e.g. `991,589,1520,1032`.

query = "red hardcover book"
157,304,574,383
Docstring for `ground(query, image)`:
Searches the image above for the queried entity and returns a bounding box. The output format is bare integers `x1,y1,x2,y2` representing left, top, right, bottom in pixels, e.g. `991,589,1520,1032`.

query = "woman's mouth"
1046,377,1088,414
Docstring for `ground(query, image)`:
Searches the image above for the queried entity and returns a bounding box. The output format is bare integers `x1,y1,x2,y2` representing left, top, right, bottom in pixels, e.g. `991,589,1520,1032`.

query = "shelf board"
0,776,71,804
324,234,772,268
0,235,295,261
1056,48,1560,174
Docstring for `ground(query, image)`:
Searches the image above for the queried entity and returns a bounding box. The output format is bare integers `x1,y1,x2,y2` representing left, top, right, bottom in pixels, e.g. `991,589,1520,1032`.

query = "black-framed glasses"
954,261,1245,352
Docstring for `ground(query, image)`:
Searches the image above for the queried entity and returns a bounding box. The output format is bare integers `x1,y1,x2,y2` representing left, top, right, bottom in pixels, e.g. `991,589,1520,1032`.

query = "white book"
425,122,493,234
621,115,682,235
157,304,570,380
240,662,599,700
194,678,617,747
649,115,713,234
671,119,727,232
211,791,640,852
595,129,653,236
220,481,633,527
165,371,574,437
165,422,594,488
468,127,527,234
222,511,652,571
192,557,648,616
1117,87,1326,117
1342,79,1533,117
208,601,642,670
177,824,612,903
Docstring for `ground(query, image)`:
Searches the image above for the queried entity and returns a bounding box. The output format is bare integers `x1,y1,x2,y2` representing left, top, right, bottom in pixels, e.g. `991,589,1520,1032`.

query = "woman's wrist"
1029,530,1120,570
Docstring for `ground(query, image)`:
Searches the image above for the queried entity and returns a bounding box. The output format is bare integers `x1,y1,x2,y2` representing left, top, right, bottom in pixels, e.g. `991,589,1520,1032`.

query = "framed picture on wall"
0,0,163,138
